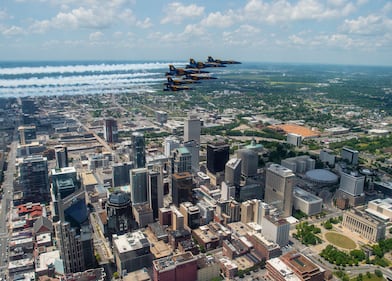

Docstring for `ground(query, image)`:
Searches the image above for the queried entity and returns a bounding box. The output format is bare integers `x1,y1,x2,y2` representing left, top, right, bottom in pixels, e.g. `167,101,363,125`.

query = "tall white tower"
184,114,201,144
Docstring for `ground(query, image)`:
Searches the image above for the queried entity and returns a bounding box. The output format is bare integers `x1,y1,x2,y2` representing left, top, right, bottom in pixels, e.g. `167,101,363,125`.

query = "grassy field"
350,273,386,281
325,232,356,249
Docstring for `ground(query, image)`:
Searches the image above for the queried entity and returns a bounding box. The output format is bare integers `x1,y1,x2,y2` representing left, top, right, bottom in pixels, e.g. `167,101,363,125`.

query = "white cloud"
28,2,151,34
136,17,153,29
161,2,204,24
222,24,262,46
89,31,103,41
201,11,235,28
1,25,24,36
289,34,306,45
243,0,356,23
382,2,392,13
0,10,10,21
340,14,392,35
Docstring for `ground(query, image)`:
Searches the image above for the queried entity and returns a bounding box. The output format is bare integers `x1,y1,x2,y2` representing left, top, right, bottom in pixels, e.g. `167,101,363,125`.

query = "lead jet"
207,56,241,64
163,84,192,91
165,65,209,77
164,77,200,86
186,58,226,69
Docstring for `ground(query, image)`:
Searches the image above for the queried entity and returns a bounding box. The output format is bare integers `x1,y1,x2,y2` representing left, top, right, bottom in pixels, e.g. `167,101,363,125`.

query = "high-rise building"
156,110,168,126
112,231,153,275
172,172,194,207
54,221,86,273
237,149,258,178
132,132,146,168
55,145,69,169
180,202,200,230
207,142,229,174
221,181,236,201
21,98,37,115
164,136,180,157
262,215,290,247
51,166,79,199
225,158,242,186
184,115,201,144
339,171,365,196
54,190,94,273
103,118,118,143
130,168,148,205
112,162,133,187
20,155,50,203
18,125,36,145
264,164,295,217
183,140,200,173
172,147,192,173
341,147,359,165
287,133,302,147
148,169,164,220
106,191,133,238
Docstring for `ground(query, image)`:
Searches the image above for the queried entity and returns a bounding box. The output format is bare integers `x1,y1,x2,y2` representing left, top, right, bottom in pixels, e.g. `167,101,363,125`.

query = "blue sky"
0,0,391,65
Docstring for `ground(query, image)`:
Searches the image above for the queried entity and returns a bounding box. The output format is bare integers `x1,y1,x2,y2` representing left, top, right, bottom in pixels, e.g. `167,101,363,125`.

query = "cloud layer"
0,0,391,65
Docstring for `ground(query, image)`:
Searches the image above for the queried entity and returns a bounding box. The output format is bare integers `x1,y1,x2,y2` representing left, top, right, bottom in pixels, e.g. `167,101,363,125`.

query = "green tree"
374,269,383,278
324,221,333,230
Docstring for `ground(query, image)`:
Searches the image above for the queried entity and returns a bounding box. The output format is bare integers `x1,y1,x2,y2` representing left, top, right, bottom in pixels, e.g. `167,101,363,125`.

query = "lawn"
325,232,356,249
350,273,386,281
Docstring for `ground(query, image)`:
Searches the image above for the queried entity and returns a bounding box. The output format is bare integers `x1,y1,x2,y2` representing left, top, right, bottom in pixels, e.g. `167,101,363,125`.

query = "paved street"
0,139,17,279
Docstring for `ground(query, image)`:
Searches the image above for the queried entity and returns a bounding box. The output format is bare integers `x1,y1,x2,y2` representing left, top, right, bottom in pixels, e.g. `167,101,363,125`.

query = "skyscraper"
172,147,192,173
264,164,295,217
225,158,242,186
164,136,180,157
132,132,146,168
54,188,94,273
184,114,201,144
172,172,194,207
103,118,118,143
19,155,50,203
106,191,133,238
130,168,149,205
51,166,79,199
183,140,200,173
55,145,69,169
237,149,258,178
112,162,133,187
148,169,164,220
207,142,230,174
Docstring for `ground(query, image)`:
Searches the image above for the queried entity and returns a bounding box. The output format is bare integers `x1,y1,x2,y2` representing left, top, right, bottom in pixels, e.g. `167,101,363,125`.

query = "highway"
0,139,17,279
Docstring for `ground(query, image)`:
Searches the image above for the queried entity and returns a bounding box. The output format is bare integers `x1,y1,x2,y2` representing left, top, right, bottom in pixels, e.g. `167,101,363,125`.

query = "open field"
325,232,356,250
350,273,386,281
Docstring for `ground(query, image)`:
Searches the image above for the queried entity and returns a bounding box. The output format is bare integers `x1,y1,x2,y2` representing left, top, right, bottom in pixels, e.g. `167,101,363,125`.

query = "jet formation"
163,56,241,91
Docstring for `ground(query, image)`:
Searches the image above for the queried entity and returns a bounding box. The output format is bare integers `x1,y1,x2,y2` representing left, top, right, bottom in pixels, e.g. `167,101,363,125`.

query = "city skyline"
0,0,392,66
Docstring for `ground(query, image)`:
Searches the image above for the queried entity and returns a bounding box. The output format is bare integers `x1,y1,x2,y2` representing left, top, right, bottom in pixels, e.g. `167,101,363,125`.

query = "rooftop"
81,171,97,186
293,187,323,203
281,251,322,275
113,230,150,254
153,252,195,271
267,257,301,281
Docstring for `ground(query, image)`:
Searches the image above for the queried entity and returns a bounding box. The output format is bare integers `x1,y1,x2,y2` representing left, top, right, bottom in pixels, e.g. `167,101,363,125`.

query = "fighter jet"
164,77,200,86
185,74,218,81
186,58,226,69
207,56,241,64
165,65,209,77
163,84,192,91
